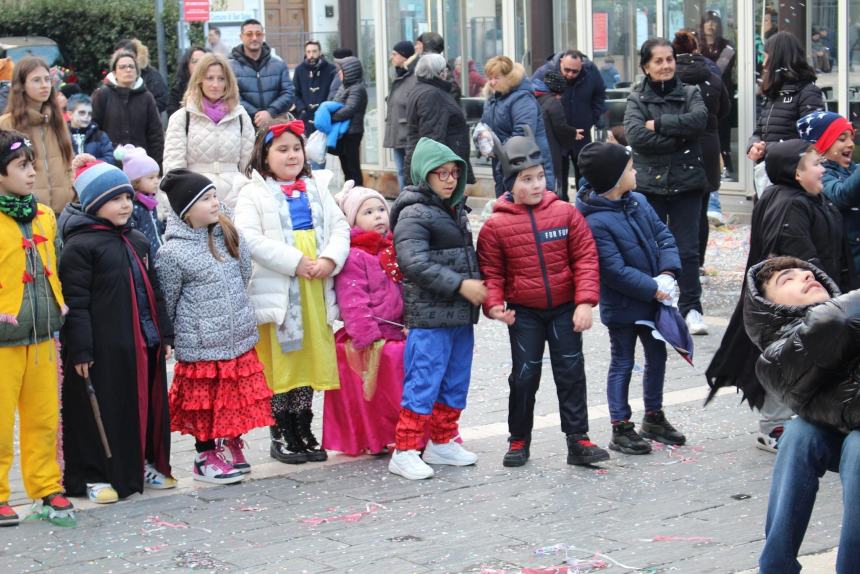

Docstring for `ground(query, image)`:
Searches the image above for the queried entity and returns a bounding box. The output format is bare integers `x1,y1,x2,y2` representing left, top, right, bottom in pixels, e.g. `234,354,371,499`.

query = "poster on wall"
593,12,608,52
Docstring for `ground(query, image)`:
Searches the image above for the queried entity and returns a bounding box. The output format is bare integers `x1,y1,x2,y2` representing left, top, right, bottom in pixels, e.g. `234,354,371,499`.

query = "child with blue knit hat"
797,111,860,278
59,158,176,504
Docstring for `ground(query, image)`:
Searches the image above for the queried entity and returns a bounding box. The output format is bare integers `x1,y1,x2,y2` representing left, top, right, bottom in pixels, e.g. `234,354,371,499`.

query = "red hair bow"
265,120,306,143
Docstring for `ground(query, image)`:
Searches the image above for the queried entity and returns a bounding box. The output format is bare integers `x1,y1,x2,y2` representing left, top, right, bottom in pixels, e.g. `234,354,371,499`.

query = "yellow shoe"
86,483,118,504
144,462,178,489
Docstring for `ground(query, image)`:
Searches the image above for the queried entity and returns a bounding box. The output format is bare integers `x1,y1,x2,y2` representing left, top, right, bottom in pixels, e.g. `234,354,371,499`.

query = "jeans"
507,303,589,439
699,191,710,267
760,417,860,574
334,132,364,186
400,326,474,415
392,148,406,191
708,191,722,213
647,192,703,317
606,324,667,422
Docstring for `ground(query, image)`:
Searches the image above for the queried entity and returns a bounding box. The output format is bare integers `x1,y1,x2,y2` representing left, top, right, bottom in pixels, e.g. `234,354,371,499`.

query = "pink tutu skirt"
323,329,405,455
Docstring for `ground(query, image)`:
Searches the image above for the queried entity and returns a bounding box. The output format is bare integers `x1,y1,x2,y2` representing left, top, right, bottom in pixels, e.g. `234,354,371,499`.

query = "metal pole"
155,0,167,82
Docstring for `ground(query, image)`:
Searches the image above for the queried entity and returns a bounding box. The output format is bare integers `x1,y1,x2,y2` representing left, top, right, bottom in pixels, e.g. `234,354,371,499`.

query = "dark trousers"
558,147,584,202
606,324,667,422
507,302,589,440
698,190,710,267
334,132,364,185
647,192,703,317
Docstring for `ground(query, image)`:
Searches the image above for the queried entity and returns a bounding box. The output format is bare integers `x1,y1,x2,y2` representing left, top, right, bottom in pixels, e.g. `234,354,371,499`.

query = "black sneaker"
566,434,610,465
609,421,652,454
640,410,686,446
502,438,530,467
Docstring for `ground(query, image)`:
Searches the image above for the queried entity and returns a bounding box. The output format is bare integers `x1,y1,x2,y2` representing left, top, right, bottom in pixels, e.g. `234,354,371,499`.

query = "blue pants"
400,326,474,415
760,417,860,574
507,303,589,438
392,148,406,191
606,324,667,422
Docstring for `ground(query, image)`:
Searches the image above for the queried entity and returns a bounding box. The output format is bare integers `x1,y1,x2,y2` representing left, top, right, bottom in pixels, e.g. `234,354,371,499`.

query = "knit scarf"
135,192,159,211
0,193,37,222
202,98,229,124
351,230,402,284
265,176,325,353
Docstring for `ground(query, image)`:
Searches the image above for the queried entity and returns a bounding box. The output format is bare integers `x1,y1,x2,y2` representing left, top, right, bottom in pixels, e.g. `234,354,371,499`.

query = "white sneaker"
707,210,725,227
388,449,434,480
422,440,478,466
685,309,709,336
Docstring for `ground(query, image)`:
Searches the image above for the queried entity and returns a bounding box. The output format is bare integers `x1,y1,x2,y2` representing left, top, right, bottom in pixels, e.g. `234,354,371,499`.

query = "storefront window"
553,0,577,53
357,0,378,165
664,1,739,181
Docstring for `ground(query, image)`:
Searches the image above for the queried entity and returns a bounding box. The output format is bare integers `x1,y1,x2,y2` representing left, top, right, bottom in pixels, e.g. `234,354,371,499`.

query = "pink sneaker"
193,449,244,485
218,438,251,474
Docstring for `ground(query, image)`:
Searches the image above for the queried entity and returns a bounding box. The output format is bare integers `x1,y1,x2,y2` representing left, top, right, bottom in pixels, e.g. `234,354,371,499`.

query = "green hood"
409,137,467,205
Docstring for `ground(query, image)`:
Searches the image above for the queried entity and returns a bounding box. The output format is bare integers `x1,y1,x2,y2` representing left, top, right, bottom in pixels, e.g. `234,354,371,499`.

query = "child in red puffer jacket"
476,127,605,469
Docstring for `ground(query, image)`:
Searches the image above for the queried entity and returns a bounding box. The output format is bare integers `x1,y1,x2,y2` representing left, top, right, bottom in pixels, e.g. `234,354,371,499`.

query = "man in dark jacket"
292,40,336,135
229,19,295,128
383,41,416,190
743,256,860,574
532,50,607,183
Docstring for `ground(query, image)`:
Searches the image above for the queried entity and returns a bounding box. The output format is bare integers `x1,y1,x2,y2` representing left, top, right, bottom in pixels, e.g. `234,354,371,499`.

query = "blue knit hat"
74,161,134,214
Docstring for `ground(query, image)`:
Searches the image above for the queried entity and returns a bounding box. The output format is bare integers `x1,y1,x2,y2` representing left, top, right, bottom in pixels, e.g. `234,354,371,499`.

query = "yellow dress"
256,229,340,394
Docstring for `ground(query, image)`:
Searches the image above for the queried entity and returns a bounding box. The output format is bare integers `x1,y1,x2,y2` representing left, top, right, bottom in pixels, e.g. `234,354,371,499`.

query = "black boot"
270,414,308,464
502,437,530,467
640,410,686,446
296,411,327,462
566,433,610,466
609,421,652,455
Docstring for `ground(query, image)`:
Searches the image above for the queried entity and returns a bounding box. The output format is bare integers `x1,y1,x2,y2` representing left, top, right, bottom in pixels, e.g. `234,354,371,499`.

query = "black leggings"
335,132,364,185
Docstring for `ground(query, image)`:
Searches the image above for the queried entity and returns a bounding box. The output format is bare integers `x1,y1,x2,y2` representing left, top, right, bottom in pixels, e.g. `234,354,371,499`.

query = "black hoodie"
744,259,860,433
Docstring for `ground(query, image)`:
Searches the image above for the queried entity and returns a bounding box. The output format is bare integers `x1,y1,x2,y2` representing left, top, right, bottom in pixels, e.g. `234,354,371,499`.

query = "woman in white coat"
163,52,254,207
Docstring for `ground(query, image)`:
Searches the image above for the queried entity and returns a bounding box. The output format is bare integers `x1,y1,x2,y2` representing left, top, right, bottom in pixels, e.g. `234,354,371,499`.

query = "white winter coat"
163,101,254,207
234,169,350,327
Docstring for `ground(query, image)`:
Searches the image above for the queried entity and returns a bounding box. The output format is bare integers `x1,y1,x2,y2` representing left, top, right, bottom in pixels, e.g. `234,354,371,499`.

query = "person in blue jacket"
481,56,556,198
533,50,607,184
576,141,685,456
229,19,295,128
66,94,115,164
798,111,860,279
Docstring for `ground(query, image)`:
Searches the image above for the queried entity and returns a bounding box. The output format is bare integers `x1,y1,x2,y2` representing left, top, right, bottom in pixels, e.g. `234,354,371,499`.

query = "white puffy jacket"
234,169,350,327
163,101,254,207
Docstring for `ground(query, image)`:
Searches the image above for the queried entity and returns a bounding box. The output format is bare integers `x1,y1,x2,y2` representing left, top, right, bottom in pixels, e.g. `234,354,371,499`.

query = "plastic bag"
306,130,328,165
472,122,495,158
753,161,771,198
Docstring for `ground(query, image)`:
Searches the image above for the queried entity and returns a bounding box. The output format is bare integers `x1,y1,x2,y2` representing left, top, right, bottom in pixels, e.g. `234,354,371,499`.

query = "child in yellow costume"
0,130,74,527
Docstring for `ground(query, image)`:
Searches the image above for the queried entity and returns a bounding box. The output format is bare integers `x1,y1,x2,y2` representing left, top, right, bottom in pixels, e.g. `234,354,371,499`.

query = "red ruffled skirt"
170,349,274,441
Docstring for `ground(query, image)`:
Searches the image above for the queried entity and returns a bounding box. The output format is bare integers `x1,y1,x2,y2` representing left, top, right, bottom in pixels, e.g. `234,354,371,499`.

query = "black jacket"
538,92,580,186
706,139,854,408
623,77,708,196
675,53,731,190
92,76,165,165
293,58,336,133
532,53,607,143
331,57,367,135
58,204,173,498
404,77,475,186
391,184,481,329
166,77,188,117
141,66,169,113
749,80,824,148
744,259,860,433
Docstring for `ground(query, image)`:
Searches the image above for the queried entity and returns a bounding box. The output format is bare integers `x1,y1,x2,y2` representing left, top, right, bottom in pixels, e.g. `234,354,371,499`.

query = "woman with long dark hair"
0,56,74,214
623,37,708,334
167,46,208,117
747,32,824,165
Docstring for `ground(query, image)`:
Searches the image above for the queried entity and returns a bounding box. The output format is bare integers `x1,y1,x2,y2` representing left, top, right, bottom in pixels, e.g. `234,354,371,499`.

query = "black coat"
538,92,580,187
92,78,165,165
58,204,173,498
141,66,169,113
390,184,481,329
331,57,367,135
166,77,188,117
293,58,336,133
744,259,860,434
749,80,824,148
404,77,475,185
675,54,731,191
624,77,708,196
706,140,854,408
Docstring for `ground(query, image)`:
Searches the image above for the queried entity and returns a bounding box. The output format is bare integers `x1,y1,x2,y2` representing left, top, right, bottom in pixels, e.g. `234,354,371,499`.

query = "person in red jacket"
476,126,607,468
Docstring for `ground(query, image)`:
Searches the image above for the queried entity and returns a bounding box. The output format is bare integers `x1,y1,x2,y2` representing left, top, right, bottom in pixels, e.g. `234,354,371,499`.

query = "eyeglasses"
430,168,460,181
116,64,136,71
243,31,264,38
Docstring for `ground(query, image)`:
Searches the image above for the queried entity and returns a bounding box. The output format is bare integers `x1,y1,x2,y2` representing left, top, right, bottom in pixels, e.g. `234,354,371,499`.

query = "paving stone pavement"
1,224,844,573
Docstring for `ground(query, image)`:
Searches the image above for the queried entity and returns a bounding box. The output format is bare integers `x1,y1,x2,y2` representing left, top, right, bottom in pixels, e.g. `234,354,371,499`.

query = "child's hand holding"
488,305,516,325
309,257,336,279
296,255,314,279
459,279,487,306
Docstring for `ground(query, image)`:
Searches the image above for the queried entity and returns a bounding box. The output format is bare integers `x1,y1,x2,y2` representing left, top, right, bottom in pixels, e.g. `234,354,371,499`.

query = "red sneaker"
0,502,20,526
43,493,74,511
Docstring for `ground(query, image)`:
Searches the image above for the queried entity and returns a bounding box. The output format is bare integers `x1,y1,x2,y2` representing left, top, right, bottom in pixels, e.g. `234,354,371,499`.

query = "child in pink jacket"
324,182,406,455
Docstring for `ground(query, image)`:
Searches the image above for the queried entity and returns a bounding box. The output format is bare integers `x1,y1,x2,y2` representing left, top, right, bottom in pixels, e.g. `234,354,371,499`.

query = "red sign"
184,0,210,22
593,12,608,52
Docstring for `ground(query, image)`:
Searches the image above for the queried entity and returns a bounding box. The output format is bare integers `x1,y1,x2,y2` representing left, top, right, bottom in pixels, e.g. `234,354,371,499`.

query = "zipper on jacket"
256,72,265,110
527,207,554,308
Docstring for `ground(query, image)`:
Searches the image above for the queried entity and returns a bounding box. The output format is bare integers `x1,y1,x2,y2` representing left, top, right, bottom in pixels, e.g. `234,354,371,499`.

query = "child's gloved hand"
654,273,678,306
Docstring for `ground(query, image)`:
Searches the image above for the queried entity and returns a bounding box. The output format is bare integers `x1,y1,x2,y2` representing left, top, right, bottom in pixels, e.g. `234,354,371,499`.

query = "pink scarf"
135,192,159,211
202,98,228,124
